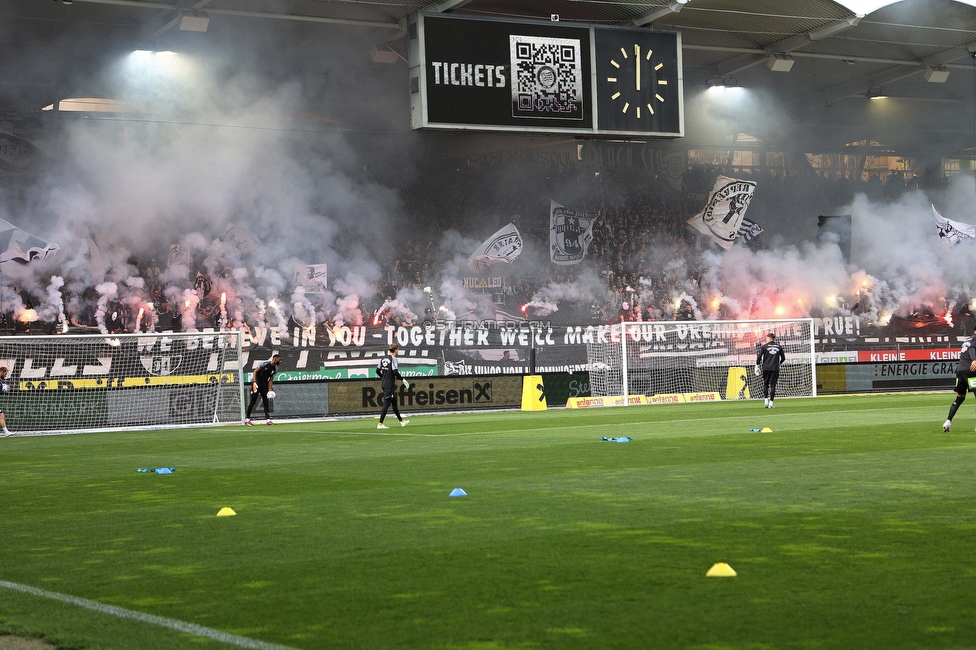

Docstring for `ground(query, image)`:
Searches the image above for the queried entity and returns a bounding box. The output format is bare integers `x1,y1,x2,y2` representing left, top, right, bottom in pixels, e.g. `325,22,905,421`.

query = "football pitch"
2,392,976,649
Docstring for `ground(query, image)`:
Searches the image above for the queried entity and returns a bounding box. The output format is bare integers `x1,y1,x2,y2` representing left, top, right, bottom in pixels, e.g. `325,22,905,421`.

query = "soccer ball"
267,390,276,399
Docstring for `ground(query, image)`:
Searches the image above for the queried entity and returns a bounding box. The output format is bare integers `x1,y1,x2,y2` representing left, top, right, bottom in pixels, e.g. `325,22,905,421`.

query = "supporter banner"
686,176,756,250
2,333,242,388
549,200,599,265
168,243,191,268
462,276,503,290
295,263,328,294
932,204,975,246
223,224,258,255
467,222,523,270
461,142,686,184
9,323,962,390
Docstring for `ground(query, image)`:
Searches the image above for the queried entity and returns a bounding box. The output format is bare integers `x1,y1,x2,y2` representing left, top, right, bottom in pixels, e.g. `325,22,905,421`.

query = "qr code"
509,35,583,120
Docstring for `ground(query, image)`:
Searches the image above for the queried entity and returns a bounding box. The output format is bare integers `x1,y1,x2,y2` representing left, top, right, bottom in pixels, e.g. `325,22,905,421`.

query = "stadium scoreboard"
408,13,683,138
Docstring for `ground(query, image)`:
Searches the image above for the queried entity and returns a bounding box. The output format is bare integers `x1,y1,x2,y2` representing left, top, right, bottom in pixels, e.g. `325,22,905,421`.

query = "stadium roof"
4,0,976,156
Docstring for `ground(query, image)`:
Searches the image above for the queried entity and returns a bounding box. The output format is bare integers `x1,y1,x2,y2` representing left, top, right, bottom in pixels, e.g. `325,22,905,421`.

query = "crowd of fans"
1,158,959,334
386,160,899,326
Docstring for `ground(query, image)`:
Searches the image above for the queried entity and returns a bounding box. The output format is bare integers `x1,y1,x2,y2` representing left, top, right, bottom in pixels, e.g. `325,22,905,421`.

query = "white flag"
0,219,58,266
223,223,258,255
467,223,523,270
549,200,599,265
932,204,975,245
687,176,757,250
295,263,328,294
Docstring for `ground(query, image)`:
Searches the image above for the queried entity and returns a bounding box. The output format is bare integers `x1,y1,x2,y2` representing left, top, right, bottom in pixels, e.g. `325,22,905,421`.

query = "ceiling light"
767,54,794,72
706,77,738,88
865,86,887,99
179,9,210,32
924,65,949,83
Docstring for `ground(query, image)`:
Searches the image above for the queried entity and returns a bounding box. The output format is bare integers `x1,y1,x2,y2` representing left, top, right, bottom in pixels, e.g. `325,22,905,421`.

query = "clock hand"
635,44,640,91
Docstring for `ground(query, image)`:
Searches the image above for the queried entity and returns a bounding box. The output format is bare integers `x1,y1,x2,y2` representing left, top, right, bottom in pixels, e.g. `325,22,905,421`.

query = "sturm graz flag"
737,217,764,243
549,199,599,265
687,176,757,250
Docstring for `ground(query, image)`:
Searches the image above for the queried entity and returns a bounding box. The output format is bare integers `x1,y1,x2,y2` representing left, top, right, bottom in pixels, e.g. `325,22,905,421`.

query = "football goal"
0,331,245,434
586,319,816,403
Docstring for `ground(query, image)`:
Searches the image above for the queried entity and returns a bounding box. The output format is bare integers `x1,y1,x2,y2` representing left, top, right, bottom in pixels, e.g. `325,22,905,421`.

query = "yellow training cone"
216,507,237,517
706,562,737,577
761,427,773,433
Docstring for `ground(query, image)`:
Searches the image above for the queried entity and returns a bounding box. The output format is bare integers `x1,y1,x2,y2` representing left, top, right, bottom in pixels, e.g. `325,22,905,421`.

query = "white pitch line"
0,580,300,650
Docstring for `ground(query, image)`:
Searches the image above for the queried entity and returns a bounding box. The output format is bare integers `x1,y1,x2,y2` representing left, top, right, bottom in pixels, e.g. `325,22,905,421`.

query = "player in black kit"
943,324,976,432
376,344,409,429
246,353,281,426
756,332,786,408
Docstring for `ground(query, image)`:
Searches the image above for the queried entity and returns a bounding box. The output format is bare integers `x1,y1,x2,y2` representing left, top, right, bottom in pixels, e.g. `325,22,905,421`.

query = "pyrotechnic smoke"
94,282,118,334
373,297,417,325
266,299,288,338
38,276,66,327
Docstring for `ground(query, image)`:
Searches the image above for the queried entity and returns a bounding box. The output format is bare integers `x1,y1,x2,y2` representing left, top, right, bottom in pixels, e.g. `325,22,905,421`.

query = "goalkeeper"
0,366,11,437
943,324,976,432
756,333,785,408
245,353,281,426
376,344,409,429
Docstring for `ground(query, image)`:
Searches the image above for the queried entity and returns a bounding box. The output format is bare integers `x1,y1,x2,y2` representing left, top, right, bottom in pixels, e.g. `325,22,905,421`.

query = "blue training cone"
449,488,467,497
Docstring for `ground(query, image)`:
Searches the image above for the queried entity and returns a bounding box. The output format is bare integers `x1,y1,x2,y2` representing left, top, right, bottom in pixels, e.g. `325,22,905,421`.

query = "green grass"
2,393,975,649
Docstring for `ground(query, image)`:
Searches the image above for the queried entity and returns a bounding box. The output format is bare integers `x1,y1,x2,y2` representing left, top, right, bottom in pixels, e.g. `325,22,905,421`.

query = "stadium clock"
594,29,682,135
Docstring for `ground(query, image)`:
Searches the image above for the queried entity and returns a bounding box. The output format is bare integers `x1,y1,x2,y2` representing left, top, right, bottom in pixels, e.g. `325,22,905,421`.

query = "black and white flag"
550,200,599,265
737,217,764,243
932,204,975,246
687,176,757,250
467,223,523,270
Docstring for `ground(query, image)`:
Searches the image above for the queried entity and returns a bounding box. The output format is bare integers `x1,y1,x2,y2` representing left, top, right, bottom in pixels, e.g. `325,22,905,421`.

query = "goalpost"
586,319,816,403
0,331,246,434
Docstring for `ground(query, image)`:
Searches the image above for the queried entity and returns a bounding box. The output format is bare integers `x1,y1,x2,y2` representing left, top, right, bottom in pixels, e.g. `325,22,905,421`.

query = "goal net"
586,319,816,403
0,331,245,434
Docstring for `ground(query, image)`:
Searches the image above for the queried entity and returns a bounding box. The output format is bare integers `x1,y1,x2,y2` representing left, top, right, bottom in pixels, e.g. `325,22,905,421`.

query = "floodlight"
767,54,794,72
924,65,949,83
179,9,210,32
